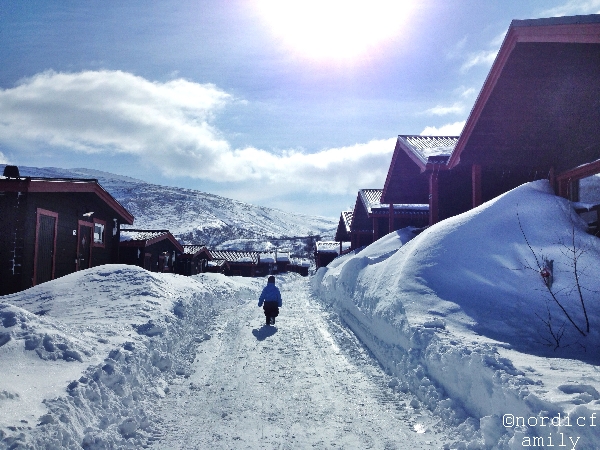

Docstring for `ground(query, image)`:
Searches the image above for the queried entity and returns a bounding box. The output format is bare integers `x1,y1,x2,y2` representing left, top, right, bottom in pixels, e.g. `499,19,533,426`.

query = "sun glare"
256,0,414,60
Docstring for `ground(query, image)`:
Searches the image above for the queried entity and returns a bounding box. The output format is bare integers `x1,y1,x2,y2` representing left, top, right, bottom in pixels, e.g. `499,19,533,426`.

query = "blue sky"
1,0,599,218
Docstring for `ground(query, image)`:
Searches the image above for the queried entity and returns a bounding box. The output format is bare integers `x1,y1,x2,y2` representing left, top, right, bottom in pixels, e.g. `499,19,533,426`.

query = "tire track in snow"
151,275,448,449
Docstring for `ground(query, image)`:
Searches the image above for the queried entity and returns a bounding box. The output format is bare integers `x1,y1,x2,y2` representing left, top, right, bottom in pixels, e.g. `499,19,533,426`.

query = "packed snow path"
151,276,447,449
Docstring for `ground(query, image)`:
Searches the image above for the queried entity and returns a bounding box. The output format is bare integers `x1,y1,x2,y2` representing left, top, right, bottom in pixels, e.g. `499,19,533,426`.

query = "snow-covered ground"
2,179,600,449
151,275,449,449
0,266,257,448
313,180,600,448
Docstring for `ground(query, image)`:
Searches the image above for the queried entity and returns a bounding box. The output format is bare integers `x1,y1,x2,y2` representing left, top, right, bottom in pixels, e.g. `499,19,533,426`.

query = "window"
93,220,106,247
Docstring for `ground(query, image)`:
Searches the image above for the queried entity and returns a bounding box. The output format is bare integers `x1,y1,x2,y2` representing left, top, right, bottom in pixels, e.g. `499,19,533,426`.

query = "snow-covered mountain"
6,166,337,253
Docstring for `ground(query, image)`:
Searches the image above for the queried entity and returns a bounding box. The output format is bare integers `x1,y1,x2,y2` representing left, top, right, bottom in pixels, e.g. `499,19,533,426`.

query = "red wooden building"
314,241,351,269
343,14,600,243
0,167,134,295
334,210,353,243
178,245,211,276
447,14,600,219
208,250,261,277
348,187,429,250
119,229,184,273
381,136,460,226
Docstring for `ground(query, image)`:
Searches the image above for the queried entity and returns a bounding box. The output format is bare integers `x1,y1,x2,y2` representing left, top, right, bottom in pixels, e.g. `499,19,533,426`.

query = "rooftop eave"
448,15,600,169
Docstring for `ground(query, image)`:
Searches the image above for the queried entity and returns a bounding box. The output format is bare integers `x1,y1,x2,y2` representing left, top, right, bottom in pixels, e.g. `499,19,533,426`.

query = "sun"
255,0,414,61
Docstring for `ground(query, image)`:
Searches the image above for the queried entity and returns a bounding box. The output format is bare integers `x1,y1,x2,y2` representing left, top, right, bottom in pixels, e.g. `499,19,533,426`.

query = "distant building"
347,188,429,250
314,241,351,269
288,259,310,276
0,167,134,295
208,250,261,277
119,229,184,273
178,245,211,276
381,136,459,225
335,210,352,242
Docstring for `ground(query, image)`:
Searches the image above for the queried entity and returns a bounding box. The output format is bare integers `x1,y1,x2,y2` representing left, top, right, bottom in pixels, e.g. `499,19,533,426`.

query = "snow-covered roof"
397,135,457,166
182,245,208,255
209,250,259,264
276,252,290,262
358,188,429,215
315,241,351,254
358,189,383,214
291,259,311,267
259,253,275,264
341,210,353,232
120,229,184,252
120,230,169,243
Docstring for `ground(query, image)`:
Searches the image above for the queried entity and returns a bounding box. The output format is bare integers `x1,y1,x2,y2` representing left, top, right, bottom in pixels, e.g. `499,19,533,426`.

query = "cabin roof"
182,245,206,255
358,189,383,214
315,241,351,254
448,14,600,173
119,228,184,252
358,189,429,215
0,176,134,224
396,135,458,167
341,210,353,233
209,250,259,264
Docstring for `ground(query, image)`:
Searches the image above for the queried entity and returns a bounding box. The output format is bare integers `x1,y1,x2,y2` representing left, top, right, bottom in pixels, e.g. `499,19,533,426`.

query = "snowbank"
0,265,257,449
313,181,600,448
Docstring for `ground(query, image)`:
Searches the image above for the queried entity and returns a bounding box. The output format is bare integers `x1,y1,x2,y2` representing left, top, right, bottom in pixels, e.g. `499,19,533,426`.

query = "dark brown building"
119,229,184,273
0,168,134,295
314,241,351,269
334,210,352,243
448,15,600,217
178,245,211,276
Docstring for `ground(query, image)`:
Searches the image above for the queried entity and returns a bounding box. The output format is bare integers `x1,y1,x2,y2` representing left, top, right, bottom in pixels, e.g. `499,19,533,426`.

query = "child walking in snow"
258,276,282,325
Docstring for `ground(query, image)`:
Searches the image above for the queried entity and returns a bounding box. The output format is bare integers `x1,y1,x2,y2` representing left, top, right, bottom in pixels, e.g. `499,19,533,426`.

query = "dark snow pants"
263,302,279,323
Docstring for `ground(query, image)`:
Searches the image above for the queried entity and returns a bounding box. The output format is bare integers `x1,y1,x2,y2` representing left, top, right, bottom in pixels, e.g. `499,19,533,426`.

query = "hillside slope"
8,166,337,251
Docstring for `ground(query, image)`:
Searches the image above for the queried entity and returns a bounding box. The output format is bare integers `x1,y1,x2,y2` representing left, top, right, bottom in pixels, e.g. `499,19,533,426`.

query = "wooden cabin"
335,210,353,242
274,251,291,273
446,14,600,221
381,136,461,225
178,245,211,276
205,258,229,274
288,259,310,276
0,167,134,295
119,229,184,273
208,250,260,277
314,241,351,269
348,188,429,249
254,251,291,276
349,189,382,249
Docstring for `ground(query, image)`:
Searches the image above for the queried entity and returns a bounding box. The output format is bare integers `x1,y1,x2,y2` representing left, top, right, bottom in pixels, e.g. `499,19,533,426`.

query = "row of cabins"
316,14,600,267
0,167,308,296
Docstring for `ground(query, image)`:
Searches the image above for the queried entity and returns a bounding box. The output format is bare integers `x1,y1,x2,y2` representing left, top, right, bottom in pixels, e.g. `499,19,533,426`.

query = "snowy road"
151,276,447,449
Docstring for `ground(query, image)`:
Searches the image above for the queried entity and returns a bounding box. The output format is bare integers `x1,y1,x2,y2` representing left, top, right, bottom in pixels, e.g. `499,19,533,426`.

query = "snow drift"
0,265,256,449
313,180,600,448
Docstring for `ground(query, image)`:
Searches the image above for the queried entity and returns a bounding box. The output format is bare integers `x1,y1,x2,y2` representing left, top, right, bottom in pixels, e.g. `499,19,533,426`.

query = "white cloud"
460,49,498,72
541,0,600,16
424,103,465,116
0,70,395,197
0,152,8,165
420,121,465,136
457,86,477,99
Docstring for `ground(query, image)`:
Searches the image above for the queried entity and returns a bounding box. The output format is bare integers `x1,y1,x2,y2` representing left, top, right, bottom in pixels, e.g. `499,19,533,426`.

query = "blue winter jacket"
258,283,282,307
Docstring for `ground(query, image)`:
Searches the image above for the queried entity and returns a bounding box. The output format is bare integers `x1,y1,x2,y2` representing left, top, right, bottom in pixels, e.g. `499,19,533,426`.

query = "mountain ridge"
4,165,337,253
